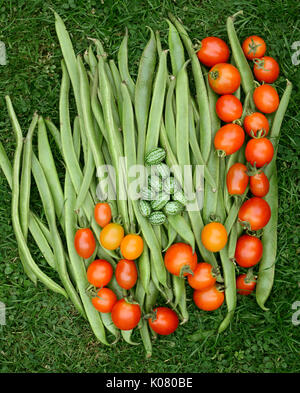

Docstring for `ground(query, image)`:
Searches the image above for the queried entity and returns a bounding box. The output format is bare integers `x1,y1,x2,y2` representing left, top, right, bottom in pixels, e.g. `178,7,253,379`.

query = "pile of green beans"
0,11,291,356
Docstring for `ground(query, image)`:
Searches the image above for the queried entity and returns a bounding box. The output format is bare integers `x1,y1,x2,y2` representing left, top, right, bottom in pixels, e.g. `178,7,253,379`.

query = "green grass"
1,0,300,373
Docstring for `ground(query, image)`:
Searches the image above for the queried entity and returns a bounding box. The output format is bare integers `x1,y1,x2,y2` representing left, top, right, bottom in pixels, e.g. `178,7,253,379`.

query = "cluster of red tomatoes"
164,243,224,311
197,35,279,296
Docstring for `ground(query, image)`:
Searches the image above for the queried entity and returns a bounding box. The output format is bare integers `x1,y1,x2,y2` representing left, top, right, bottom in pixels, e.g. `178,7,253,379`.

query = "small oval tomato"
235,234,263,267
120,234,144,260
253,56,280,84
245,137,274,168
215,94,243,123
242,35,266,60
214,123,245,155
201,222,228,252
250,172,270,197
115,259,138,290
236,274,256,295
197,37,230,67
87,259,113,287
253,84,279,114
244,112,270,137
74,228,96,259
238,197,271,231
94,203,112,228
100,223,124,250
164,243,197,276
92,287,117,313
111,299,141,330
187,262,216,291
208,63,241,95
226,163,249,195
193,285,224,311
148,307,179,335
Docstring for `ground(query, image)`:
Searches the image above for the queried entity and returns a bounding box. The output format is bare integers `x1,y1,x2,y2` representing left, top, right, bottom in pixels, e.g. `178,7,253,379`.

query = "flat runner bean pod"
118,28,135,101
5,95,67,297
168,13,211,163
168,215,195,253
139,319,152,358
44,119,63,157
145,50,168,154
165,76,177,155
135,27,157,165
167,19,185,76
218,244,236,333
109,59,124,119
38,116,65,229
227,12,255,109
256,170,278,310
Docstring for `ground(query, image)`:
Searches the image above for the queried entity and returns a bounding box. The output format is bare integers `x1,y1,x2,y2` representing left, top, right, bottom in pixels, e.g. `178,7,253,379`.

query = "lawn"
0,0,300,373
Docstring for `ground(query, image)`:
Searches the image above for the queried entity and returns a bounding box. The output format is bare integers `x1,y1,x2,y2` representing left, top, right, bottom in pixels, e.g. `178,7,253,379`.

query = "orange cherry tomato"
100,223,124,250
115,259,138,290
201,222,228,252
238,197,271,231
253,84,279,114
94,203,112,228
87,259,113,287
148,307,179,335
120,234,144,260
253,56,280,84
208,63,241,95
164,243,197,276
235,234,263,268
214,123,245,156
111,299,141,330
226,163,249,195
245,137,274,168
250,172,270,197
74,228,96,259
92,287,117,313
193,285,225,311
197,37,230,67
242,35,266,60
244,112,270,137
215,94,243,123
236,274,256,296
187,262,216,291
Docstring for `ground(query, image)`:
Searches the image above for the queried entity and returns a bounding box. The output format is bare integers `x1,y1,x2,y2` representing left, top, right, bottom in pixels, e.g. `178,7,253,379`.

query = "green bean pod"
145,279,159,313
167,19,185,76
44,119,63,157
118,28,135,100
139,319,152,358
168,215,195,253
145,50,168,154
165,76,177,155
5,95,67,297
256,170,278,310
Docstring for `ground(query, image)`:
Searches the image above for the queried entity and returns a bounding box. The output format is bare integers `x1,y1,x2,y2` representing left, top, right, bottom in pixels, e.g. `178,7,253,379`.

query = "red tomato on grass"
235,234,263,267
193,285,225,311
148,307,179,335
208,63,241,95
242,35,266,60
188,262,216,291
238,197,271,231
197,37,230,67
111,299,141,330
216,94,243,123
164,243,197,276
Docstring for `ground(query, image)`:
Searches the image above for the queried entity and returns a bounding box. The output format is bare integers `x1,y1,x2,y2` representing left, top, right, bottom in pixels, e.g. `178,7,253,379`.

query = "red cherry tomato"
115,259,138,290
148,307,179,335
226,163,249,195
193,285,225,311
242,36,266,60
187,262,216,291
111,299,141,330
250,172,270,197
235,234,263,267
208,63,241,95
236,274,256,295
244,112,270,137
253,84,279,114
87,259,113,287
197,37,230,67
238,197,271,231
245,137,274,168
74,228,96,259
215,94,243,123
92,287,117,313
253,56,280,84
214,123,245,155
164,243,197,276
94,203,112,228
